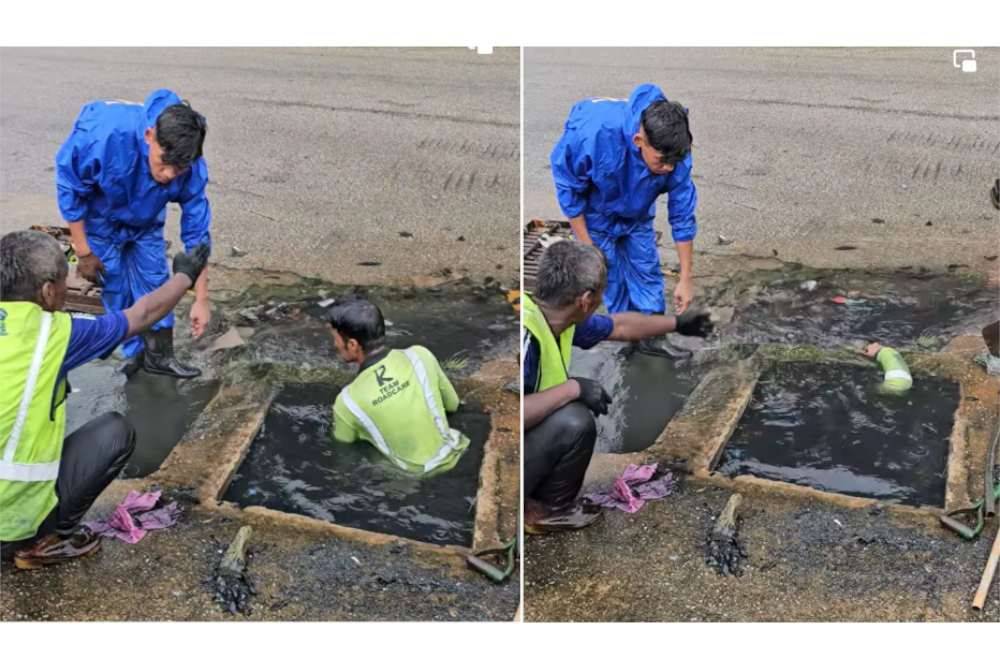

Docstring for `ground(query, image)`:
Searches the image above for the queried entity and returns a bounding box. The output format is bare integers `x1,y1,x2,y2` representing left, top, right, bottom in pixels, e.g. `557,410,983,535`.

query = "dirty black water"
238,285,518,373
718,362,958,507
224,383,489,546
570,344,701,454
724,271,997,349
66,360,219,478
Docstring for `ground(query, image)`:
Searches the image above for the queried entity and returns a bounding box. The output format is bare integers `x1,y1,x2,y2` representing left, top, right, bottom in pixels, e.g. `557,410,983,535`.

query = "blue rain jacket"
550,84,697,313
55,89,211,355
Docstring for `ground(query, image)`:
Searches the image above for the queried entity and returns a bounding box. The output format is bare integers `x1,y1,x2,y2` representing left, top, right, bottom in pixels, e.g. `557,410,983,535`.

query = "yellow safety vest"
0,302,72,541
332,346,470,476
521,293,575,392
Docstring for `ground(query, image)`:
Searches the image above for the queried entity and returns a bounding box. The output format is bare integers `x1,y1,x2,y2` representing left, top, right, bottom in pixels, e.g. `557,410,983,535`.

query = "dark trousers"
1,412,135,559
524,402,597,508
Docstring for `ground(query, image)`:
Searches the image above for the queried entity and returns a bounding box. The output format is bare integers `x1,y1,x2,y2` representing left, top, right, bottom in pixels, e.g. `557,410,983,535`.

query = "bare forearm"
194,266,209,302
568,215,592,245
524,380,581,429
609,312,677,341
676,240,694,281
123,275,192,337
67,220,91,256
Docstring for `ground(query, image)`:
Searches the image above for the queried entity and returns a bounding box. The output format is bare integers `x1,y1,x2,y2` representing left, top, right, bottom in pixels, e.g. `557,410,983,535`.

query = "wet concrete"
66,360,220,479
223,383,489,546
720,269,997,350
718,361,958,507
570,343,702,454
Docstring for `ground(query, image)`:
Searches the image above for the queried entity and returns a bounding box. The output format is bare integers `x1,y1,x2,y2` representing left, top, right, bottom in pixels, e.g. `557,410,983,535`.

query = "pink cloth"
584,463,675,513
84,490,180,544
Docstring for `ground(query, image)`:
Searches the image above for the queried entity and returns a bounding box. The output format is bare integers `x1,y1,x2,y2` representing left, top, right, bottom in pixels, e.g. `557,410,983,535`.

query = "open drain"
223,383,489,546
717,361,958,507
722,270,996,350
571,345,701,454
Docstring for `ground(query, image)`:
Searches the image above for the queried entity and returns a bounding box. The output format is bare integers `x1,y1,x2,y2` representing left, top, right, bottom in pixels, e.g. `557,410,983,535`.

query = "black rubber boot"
118,351,144,379
634,336,692,360
141,328,201,379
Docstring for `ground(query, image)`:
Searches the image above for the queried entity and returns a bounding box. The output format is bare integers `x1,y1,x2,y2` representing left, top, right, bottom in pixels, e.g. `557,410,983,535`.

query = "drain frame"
581,346,994,517
151,376,509,558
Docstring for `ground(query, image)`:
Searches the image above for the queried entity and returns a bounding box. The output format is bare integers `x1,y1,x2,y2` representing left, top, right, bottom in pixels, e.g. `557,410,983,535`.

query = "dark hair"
155,102,207,169
327,298,386,352
535,240,607,308
1,230,68,301
640,100,692,165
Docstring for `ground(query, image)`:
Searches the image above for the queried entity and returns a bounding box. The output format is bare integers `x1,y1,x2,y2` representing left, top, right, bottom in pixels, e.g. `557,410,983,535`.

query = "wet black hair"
640,99,692,165
327,298,386,352
155,102,207,169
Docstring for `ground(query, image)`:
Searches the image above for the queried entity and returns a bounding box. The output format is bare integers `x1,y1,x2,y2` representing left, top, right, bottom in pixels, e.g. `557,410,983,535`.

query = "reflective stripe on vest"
3,311,53,465
0,460,60,482
403,349,459,473
884,369,912,382
521,293,575,392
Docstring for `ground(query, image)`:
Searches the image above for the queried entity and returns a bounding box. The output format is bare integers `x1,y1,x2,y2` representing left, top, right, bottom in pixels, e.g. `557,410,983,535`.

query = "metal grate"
30,225,105,314
522,219,572,293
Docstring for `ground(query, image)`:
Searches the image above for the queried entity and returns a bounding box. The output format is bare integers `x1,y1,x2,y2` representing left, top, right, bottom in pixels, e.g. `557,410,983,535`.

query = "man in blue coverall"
550,84,698,355
56,89,213,378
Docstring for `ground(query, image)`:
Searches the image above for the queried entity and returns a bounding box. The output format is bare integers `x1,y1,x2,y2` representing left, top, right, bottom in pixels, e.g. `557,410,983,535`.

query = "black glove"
571,376,612,416
676,311,714,338
172,244,211,285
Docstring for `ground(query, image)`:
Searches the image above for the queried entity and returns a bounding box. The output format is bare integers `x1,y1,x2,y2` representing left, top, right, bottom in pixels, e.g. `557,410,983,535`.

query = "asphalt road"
525,48,1000,272
0,48,520,285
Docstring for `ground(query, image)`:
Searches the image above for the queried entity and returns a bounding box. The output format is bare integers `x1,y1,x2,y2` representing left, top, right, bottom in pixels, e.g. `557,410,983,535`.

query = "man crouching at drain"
523,240,714,534
327,298,471,476
0,230,209,569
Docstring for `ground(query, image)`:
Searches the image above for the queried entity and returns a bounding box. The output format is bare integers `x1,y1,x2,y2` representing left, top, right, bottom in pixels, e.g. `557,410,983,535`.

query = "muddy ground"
0,268,520,621
525,483,999,622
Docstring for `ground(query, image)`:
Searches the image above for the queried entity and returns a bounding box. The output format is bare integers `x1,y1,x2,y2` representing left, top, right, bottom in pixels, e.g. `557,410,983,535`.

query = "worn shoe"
525,501,603,535
13,529,102,570
142,327,201,379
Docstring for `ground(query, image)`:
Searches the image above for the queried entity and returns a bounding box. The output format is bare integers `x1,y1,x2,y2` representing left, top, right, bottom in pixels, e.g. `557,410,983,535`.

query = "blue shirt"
522,314,613,394
60,312,129,379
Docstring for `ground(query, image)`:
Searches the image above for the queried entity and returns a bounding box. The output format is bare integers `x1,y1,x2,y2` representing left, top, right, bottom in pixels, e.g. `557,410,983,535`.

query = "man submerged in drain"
523,240,714,533
0,230,209,569
860,341,913,395
327,298,470,476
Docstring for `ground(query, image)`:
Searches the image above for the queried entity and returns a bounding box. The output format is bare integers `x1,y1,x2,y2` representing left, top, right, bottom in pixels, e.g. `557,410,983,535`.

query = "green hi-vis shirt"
332,346,470,476
876,346,913,395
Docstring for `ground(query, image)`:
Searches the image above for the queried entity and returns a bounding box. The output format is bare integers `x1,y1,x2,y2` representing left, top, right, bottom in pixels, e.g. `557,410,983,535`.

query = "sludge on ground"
223,383,489,546
0,501,518,621
524,483,999,622
715,267,997,350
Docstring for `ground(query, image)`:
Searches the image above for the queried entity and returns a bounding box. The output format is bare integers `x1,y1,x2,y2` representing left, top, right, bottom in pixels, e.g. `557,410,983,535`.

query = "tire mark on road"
244,97,518,129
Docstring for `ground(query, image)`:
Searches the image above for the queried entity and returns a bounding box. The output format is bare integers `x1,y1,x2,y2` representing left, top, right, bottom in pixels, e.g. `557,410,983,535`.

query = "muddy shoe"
142,328,201,379
525,501,603,535
13,529,101,570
